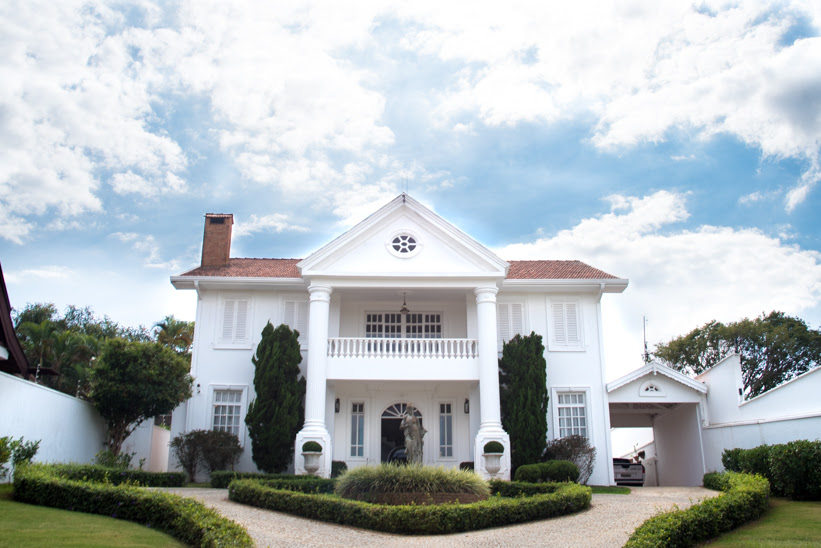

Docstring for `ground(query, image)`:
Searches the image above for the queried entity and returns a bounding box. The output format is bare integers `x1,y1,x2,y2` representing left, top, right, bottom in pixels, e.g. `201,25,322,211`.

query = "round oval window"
392,235,417,254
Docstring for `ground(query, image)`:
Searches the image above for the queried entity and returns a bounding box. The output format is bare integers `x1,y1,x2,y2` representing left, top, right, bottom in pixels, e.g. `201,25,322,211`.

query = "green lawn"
701,498,821,547
0,484,185,548
590,485,631,494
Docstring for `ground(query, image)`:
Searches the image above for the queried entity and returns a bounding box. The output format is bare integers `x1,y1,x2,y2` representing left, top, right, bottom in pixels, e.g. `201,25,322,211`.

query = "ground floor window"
439,403,453,457
350,402,365,457
557,392,587,438
213,390,242,435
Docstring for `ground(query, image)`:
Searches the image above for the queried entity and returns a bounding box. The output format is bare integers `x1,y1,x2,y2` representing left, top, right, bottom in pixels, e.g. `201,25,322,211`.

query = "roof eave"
170,276,306,290
502,278,629,293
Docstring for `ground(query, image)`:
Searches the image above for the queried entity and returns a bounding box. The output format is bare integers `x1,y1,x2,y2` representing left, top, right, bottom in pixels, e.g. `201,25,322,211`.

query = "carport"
607,363,708,486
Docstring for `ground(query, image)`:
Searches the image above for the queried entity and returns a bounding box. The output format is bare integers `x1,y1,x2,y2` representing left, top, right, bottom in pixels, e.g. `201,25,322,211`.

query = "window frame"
209,385,248,445
364,311,444,339
438,401,454,459
551,387,592,440
349,401,366,459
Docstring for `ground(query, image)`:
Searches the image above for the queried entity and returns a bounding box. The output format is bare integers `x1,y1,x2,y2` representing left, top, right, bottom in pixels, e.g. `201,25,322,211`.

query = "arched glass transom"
382,402,423,418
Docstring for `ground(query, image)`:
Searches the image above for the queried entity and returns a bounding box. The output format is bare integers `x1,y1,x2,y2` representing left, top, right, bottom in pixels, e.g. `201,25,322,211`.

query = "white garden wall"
0,371,165,469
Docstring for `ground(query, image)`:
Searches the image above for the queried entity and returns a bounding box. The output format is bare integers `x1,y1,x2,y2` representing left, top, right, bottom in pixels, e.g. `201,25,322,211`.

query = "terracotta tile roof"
177,258,619,280
178,258,301,278
506,260,619,280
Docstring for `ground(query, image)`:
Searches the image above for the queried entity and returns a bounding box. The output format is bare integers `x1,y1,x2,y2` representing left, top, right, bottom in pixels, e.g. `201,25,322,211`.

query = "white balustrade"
327,338,478,359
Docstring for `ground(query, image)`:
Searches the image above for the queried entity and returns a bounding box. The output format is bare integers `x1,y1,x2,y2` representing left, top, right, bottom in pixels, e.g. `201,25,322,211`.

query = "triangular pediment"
298,194,509,280
608,362,706,403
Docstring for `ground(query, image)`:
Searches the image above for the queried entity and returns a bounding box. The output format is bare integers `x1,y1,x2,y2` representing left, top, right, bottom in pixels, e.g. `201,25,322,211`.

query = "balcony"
326,338,480,381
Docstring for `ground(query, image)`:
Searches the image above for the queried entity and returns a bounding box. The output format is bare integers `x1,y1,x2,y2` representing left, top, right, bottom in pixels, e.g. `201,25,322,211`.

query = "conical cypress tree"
499,332,548,472
245,322,306,473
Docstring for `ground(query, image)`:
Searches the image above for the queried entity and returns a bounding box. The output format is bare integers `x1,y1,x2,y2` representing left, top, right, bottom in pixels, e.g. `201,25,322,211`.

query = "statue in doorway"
400,403,426,464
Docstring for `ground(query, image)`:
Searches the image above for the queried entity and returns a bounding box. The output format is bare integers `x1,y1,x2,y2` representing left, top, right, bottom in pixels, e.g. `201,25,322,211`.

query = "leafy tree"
153,315,195,355
245,322,305,473
90,339,192,456
499,332,548,472
654,311,821,398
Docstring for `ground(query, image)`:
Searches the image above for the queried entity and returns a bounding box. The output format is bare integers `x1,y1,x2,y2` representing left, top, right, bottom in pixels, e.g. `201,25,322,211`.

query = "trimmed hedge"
210,471,323,488
514,460,579,483
229,478,591,535
49,463,186,487
489,479,564,497
624,471,770,548
721,440,821,500
14,463,253,547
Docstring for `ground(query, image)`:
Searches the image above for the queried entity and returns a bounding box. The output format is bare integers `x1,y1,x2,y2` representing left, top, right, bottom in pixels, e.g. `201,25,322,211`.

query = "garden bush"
49,464,186,487
229,477,591,534
335,463,490,502
625,471,769,548
768,440,821,500
14,463,252,547
331,460,348,478
541,435,596,484
489,479,565,497
0,437,11,481
302,441,322,452
721,440,821,500
514,460,579,483
210,471,324,488
94,449,137,470
171,430,244,482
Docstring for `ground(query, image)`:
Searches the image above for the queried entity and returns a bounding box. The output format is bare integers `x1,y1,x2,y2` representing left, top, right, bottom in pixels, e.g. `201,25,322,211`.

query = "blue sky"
1,0,820,382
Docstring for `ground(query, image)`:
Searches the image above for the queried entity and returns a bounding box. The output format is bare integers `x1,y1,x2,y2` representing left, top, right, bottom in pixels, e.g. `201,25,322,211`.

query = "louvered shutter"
552,302,567,345
510,303,523,337
565,302,579,345
285,301,310,346
234,300,248,341
497,304,510,347
222,300,236,341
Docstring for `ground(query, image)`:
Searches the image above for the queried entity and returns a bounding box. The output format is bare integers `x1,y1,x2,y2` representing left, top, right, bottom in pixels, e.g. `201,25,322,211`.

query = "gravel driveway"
163,486,717,547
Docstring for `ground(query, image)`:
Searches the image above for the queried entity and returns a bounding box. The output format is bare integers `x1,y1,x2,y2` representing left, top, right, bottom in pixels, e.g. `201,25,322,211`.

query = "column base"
474,425,511,480
295,427,332,478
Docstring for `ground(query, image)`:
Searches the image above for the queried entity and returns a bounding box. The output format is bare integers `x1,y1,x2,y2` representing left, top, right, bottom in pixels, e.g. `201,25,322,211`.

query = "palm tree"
153,315,195,355
16,319,60,381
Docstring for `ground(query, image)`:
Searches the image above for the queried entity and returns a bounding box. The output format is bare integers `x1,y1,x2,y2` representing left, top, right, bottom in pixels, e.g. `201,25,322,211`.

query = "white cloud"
110,231,181,270
233,214,309,238
3,265,74,283
495,190,821,380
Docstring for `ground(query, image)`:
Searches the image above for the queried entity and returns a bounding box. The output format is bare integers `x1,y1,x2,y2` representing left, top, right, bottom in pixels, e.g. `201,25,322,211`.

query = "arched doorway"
381,403,423,463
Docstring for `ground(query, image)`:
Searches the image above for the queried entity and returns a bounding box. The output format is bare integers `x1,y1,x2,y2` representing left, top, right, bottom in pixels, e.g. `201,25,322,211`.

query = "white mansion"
169,194,628,482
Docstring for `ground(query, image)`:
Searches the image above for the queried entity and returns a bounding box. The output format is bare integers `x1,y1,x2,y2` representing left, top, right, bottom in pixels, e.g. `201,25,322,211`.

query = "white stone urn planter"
483,453,502,477
302,451,321,475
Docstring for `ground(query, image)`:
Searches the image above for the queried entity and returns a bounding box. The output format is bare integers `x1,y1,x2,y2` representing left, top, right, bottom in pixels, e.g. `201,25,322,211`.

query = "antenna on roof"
642,315,651,364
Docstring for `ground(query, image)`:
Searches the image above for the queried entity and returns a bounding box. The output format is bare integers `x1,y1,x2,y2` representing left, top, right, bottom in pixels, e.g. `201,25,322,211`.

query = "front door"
380,402,423,462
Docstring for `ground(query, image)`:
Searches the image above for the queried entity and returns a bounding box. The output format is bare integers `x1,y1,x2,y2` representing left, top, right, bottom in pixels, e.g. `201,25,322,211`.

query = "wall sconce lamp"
196,383,201,394
335,398,340,413
464,398,470,414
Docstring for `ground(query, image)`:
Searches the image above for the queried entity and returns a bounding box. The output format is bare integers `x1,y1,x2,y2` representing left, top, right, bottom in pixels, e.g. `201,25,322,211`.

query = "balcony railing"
327,338,479,359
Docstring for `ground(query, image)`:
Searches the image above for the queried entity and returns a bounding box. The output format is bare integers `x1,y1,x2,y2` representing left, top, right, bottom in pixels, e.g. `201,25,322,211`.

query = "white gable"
298,194,509,280
608,362,707,404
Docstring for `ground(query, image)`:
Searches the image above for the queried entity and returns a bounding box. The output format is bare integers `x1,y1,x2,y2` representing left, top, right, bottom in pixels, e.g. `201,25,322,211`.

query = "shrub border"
49,463,187,487
624,471,770,548
14,463,253,548
228,478,591,535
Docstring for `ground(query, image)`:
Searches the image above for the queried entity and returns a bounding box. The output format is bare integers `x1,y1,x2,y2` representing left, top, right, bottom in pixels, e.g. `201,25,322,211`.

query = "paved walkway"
163,486,717,548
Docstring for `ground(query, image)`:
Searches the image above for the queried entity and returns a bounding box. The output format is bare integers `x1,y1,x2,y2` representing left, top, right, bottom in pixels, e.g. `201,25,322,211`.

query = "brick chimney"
201,214,233,267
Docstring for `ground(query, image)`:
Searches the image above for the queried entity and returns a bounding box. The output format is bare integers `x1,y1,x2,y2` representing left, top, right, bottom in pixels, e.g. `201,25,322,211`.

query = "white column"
473,286,511,480
295,285,332,476
475,287,503,429
303,285,331,432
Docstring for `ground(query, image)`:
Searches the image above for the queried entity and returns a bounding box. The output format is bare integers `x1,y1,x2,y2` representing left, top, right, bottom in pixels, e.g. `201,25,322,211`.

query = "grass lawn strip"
0,484,184,548
700,498,821,547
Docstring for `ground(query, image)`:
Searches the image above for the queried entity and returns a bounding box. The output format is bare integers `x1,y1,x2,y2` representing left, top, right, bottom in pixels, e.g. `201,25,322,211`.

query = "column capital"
474,286,498,304
308,285,332,302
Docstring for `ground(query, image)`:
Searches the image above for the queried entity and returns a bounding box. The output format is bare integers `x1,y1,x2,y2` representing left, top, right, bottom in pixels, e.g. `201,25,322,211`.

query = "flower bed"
228,477,591,535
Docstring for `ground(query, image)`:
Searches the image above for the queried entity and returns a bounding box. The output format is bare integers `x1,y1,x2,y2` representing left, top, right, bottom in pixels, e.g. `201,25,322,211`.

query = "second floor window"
365,312,442,339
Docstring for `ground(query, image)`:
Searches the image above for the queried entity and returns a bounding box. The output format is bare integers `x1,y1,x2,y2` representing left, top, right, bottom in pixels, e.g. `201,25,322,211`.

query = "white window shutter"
222,300,235,341
296,301,309,346
234,300,248,341
565,302,579,345
552,302,567,345
511,303,523,337
497,304,510,345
